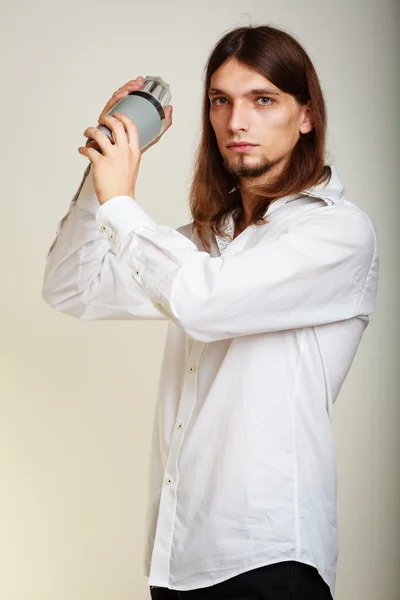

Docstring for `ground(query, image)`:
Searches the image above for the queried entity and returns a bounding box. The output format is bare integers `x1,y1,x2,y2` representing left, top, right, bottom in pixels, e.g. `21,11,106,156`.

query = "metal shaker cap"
141,76,171,110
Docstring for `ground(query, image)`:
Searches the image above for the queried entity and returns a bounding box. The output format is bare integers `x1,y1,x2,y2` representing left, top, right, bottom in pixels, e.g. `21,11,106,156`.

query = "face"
208,57,313,181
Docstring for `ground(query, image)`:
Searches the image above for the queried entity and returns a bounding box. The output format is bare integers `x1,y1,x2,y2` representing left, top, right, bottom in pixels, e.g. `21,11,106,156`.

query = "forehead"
209,58,282,95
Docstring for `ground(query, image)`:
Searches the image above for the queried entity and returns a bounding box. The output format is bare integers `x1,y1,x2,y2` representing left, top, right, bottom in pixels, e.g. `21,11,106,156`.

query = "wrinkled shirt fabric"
42,163,379,598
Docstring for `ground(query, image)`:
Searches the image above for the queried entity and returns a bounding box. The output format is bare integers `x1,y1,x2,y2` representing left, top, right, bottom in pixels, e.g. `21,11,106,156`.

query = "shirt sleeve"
42,164,182,321
96,195,379,343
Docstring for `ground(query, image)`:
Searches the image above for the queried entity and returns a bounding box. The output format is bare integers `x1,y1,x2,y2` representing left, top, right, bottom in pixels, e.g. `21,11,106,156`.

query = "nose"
227,105,250,133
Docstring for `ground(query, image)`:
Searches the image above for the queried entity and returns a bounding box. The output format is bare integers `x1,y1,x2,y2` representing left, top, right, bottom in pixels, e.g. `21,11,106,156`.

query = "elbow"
41,275,58,309
169,304,224,343
168,288,227,343
178,316,232,343
180,322,214,343
41,275,85,320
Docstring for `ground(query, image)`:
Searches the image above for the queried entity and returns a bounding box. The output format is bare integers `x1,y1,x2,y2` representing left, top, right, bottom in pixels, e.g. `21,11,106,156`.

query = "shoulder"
326,199,378,254
291,197,378,250
340,197,378,238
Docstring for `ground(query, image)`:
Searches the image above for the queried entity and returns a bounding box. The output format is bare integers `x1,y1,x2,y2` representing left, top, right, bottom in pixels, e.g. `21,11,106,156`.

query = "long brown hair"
188,24,332,252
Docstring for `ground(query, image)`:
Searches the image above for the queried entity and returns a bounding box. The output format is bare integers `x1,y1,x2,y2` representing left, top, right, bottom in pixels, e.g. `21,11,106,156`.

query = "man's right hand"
85,76,173,154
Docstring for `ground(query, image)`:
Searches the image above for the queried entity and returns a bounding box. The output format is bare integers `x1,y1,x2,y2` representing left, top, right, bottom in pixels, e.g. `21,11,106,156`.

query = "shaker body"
97,93,163,151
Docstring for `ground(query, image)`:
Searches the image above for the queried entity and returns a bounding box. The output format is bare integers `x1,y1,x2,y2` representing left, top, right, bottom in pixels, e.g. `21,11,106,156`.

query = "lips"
227,142,257,148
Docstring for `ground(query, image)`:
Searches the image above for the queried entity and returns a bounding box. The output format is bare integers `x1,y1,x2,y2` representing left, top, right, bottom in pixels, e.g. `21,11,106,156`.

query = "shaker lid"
141,76,171,110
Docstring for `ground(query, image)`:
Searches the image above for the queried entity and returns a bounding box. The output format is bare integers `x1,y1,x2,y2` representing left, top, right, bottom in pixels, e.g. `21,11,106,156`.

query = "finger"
160,105,173,133
98,115,128,148
86,139,103,150
98,90,129,121
113,113,140,153
118,76,144,91
167,105,173,124
84,126,115,154
98,77,145,121
163,105,173,124
98,86,137,121
77,145,101,164
113,78,144,100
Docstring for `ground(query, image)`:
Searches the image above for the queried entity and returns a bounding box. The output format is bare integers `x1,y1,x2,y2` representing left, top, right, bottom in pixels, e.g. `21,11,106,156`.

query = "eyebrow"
208,87,281,97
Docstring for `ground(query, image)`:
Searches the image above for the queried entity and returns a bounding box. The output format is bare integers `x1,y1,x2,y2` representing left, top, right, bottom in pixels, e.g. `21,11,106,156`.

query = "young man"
42,24,379,600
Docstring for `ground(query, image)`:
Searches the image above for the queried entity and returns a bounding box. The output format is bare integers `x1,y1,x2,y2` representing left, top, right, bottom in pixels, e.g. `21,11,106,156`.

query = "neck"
236,158,287,228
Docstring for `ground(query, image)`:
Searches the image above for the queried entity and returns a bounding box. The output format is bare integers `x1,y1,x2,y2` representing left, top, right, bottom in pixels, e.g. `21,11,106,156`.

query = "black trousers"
149,560,333,599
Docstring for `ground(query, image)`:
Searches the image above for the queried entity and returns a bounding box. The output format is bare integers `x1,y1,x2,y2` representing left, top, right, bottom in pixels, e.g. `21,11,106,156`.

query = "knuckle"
131,151,141,162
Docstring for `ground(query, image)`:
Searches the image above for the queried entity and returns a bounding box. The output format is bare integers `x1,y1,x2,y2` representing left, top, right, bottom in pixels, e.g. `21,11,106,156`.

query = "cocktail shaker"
85,75,171,152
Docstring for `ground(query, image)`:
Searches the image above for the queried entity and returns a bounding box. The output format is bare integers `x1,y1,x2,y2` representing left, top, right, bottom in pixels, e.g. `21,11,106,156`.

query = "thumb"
165,105,173,126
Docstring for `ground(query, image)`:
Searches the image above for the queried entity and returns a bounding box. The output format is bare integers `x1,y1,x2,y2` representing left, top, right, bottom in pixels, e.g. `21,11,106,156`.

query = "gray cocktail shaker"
85,76,171,152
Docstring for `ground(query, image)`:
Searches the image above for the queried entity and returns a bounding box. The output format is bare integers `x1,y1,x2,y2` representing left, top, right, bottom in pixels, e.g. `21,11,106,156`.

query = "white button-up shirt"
42,163,379,598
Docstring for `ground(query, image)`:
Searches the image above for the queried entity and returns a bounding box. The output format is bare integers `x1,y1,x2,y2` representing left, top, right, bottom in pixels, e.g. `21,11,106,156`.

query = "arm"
42,164,190,321
94,196,379,342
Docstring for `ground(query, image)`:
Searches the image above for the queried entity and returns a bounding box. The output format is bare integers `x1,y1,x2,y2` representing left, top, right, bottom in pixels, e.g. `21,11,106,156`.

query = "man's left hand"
78,113,141,206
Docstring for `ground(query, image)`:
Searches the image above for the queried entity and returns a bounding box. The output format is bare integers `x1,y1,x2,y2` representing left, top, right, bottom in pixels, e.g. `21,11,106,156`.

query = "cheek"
263,112,299,144
209,113,218,134
210,116,225,148
210,112,223,131
265,108,291,129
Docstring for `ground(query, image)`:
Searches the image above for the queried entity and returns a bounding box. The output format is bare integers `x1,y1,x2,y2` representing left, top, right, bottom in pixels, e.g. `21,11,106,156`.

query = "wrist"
98,192,134,206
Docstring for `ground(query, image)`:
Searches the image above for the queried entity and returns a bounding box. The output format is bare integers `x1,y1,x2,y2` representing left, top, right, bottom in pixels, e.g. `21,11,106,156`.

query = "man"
42,24,379,600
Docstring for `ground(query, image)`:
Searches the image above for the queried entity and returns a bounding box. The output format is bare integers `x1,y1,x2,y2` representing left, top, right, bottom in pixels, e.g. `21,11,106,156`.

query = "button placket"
148,341,207,582
164,344,204,484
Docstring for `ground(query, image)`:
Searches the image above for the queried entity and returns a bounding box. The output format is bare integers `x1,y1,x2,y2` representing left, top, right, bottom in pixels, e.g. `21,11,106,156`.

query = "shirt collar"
215,164,345,253
300,164,346,206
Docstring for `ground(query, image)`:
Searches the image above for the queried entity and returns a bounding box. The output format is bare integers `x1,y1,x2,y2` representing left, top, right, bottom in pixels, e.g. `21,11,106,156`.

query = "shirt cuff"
95,195,157,257
75,164,101,214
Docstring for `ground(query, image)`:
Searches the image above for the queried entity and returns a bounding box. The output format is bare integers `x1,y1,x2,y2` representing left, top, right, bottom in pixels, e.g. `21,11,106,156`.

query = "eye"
257,97,273,106
210,96,273,106
211,97,228,105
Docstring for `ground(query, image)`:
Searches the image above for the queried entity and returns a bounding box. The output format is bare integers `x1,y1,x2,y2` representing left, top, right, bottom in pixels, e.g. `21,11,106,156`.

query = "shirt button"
177,421,184,430
188,365,196,374
100,225,107,232
108,233,114,240
165,476,173,485
132,267,143,278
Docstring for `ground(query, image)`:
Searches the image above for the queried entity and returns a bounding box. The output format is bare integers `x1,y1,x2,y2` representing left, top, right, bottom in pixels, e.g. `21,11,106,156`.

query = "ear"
299,103,314,135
